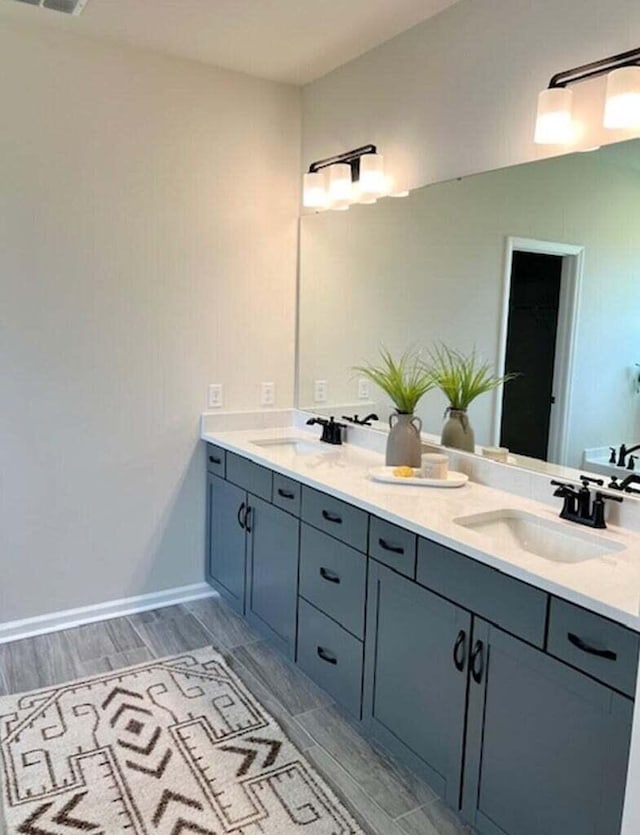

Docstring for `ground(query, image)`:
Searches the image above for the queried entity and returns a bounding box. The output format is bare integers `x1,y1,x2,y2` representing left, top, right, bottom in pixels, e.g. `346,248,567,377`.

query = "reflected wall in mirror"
298,139,640,476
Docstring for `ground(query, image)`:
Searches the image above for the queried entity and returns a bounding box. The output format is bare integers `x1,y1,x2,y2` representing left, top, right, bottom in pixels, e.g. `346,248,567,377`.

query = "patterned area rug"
0,647,364,834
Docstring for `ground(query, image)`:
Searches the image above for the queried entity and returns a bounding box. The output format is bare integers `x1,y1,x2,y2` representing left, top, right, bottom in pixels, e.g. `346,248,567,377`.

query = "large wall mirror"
298,138,640,479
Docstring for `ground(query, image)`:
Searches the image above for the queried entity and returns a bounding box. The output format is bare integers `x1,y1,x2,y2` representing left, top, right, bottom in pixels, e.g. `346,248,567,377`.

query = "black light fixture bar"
548,47,640,89
308,143,377,181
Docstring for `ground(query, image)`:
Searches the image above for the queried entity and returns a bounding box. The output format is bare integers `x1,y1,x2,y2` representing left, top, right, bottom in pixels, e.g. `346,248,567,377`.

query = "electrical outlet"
357,377,370,400
207,383,223,409
314,379,328,403
261,382,275,407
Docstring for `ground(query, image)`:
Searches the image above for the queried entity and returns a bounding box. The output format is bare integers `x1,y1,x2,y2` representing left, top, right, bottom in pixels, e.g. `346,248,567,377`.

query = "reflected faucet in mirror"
342,413,379,427
612,443,640,468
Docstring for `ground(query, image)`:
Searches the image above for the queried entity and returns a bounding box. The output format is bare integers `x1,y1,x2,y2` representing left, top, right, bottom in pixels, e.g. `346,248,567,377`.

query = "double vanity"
201,419,640,835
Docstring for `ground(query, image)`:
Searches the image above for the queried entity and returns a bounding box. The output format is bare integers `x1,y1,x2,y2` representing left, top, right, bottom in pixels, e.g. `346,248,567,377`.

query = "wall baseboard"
0,583,217,645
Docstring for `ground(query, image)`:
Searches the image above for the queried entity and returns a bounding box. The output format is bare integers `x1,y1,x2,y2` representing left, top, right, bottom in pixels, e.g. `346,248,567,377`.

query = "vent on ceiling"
12,0,90,15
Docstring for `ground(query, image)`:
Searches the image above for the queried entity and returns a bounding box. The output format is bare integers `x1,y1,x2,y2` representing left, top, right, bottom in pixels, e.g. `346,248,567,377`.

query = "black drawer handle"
378,538,404,555
317,646,338,665
237,502,246,530
470,640,484,684
277,488,296,500
453,629,466,673
244,505,253,534
567,633,618,661
321,509,343,524
319,567,341,584
208,455,222,465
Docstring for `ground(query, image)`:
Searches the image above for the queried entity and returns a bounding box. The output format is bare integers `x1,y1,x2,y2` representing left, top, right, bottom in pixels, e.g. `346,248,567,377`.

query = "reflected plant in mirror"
353,346,434,467
429,345,519,453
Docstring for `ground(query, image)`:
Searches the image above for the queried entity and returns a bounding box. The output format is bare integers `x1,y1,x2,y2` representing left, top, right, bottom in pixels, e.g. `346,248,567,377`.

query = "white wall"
0,21,300,623
302,0,640,189
298,148,640,465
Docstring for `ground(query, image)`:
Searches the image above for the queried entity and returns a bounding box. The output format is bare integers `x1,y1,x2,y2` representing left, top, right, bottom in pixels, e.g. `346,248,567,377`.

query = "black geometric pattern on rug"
0,647,363,834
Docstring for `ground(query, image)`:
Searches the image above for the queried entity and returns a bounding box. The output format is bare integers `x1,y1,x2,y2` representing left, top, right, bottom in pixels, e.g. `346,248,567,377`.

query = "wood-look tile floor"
0,597,474,835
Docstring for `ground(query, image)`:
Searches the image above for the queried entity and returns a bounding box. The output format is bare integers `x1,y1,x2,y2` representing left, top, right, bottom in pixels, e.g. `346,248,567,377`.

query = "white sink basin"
454,509,624,563
251,437,330,455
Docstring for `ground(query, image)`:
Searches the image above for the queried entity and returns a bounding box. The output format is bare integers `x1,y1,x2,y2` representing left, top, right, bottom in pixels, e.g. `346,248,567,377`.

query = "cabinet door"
462,621,634,835
246,497,299,658
206,473,247,614
364,562,471,805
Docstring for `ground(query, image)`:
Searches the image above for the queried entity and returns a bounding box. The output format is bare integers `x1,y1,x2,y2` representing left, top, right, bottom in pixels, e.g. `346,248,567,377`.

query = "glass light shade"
327,163,353,207
534,87,573,144
383,172,410,197
302,171,328,209
604,67,640,129
351,181,377,204
358,153,386,198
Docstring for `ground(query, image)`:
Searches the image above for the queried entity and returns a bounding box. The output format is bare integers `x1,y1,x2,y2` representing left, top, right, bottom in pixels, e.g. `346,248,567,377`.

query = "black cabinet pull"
244,505,253,533
277,488,295,500
208,455,222,465
317,646,338,665
237,502,246,530
470,640,484,684
378,538,404,555
568,633,617,661
319,567,341,584
321,509,343,524
453,629,466,672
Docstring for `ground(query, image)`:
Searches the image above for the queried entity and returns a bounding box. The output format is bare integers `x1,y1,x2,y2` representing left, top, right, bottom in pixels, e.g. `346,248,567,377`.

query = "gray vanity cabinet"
206,472,247,614
246,496,299,659
363,561,471,805
462,620,633,835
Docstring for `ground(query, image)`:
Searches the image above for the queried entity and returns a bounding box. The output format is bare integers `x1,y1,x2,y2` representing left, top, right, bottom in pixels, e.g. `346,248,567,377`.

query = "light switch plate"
357,377,370,400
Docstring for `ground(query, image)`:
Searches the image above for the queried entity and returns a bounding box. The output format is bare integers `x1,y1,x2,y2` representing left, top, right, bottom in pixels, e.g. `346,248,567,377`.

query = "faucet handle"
609,447,617,464
627,455,638,471
592,491,623,529
580,475,604,487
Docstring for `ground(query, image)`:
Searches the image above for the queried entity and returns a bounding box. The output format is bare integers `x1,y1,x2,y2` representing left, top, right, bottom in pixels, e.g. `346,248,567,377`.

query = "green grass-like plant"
429,344,518,411
354,346,434,414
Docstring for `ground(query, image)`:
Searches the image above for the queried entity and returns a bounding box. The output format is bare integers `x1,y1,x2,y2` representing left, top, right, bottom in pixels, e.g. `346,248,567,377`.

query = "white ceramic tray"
369,467,468,488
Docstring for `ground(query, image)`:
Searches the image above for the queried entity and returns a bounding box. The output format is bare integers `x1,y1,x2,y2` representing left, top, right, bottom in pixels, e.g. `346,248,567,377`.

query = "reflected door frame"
494,237,584,466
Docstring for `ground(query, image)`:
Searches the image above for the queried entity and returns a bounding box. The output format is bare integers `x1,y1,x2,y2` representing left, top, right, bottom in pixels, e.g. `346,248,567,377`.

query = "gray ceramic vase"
386,412,423,467
441,408,475,452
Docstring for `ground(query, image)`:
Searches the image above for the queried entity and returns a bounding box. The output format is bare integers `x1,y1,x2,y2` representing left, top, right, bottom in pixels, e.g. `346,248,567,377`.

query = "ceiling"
0,0,460,84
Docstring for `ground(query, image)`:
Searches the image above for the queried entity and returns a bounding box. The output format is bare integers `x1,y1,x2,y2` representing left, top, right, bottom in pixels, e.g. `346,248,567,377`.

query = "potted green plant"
429,345,518,452
354,347,434,466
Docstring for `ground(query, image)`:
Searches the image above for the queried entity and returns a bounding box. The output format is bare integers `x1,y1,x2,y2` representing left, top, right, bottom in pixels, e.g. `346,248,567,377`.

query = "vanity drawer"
206,444,226,478
301,486,368,551
369,516,417,578
297,598,363,718
417,537,548,647
299,524,366,639
226,452,272,501
273,473,301,516
547,599,639,697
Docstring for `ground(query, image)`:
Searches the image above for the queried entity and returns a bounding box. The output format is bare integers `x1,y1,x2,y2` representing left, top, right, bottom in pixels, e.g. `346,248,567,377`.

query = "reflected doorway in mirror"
495,237,584,467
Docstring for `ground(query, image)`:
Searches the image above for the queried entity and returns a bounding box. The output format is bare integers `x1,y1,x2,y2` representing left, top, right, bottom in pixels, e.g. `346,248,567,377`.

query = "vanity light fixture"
302,144,408,211
534,47,640,144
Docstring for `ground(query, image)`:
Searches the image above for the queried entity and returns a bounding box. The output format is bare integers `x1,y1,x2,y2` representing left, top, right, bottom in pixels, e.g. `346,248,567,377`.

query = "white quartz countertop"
202,425,640,630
